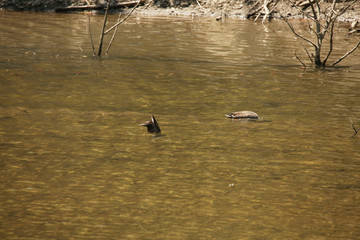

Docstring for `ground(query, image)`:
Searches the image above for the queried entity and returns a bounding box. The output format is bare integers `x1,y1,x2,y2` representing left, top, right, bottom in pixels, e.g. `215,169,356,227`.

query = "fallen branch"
55,1,144,12
247,0,278,22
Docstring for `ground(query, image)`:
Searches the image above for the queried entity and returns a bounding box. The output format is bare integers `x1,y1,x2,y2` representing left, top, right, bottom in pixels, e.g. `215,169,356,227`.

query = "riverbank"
0,0,359,22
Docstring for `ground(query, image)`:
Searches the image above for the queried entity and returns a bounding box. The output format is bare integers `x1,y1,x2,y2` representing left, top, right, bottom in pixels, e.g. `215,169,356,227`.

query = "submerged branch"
350,118,360,137
88,15,96,56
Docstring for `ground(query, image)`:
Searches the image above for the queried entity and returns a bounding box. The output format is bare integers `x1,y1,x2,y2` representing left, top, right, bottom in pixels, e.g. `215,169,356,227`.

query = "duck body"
225,111,259,119
140,115,161,133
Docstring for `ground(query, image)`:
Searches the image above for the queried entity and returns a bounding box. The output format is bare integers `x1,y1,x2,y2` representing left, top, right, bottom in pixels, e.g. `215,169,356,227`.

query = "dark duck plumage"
225,111,259,119
140,115,161,133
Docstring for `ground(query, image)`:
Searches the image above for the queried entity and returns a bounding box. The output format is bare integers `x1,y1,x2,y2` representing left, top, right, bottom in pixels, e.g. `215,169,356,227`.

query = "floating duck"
140,115,161,133
225,111,259,119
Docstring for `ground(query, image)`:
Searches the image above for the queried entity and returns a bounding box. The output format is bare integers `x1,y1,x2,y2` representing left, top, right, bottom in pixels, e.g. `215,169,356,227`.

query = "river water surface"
1,11,360,240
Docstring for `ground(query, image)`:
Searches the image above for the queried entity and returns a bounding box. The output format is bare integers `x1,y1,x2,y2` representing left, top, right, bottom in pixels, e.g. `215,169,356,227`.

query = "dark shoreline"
0,0,359,22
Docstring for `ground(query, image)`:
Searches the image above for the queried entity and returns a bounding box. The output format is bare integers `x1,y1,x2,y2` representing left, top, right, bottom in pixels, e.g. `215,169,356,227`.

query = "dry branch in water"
106,12,122,54
88,0,141,57
331,40,360,66
350,118,360,137
104,0,142,35
282,0,360,67
97,0,111,56
88,15,96,56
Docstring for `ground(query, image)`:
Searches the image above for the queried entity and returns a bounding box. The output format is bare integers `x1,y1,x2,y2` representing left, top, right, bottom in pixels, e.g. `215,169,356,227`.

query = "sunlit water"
1,10,360,240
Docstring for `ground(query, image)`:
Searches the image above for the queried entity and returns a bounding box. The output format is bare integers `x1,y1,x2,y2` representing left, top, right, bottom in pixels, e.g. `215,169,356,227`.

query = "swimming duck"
225,111,259,119
140,115,161,133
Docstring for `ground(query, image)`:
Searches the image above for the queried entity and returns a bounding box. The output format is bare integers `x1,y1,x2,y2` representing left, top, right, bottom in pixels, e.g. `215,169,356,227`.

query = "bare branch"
254,12,262,22
283,17,317,48
295,25,313,63
308,0,318,21
314,0,321,21
97,0,110,56
294,52,307,67
104,0,141,35
328,0,337,20
284,0,359,67
333,0,358,19
306,19,314,33
322,20,335,65
247,0,263,18
105,12,122,54
332,40,360,66
351,118,356,131
350,118,360,137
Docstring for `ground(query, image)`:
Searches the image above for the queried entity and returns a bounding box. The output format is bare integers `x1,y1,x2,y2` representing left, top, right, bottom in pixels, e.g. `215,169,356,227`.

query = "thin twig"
289,0,316,21
282,17,317,48
105,12,122,54
322,19,335,66
334,0,358,19
104,0,141,35
306,19,317,36
254,12,262,22
328,0,337,20
247,0,263,14
332,40,360,66
88,15,96,56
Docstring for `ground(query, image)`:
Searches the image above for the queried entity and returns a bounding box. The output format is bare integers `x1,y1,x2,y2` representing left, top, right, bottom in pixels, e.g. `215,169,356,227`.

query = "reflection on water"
1,11,360,240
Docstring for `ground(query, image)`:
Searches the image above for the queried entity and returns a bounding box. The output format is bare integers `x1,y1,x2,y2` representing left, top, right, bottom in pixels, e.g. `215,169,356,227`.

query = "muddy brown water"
1,11,360,240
